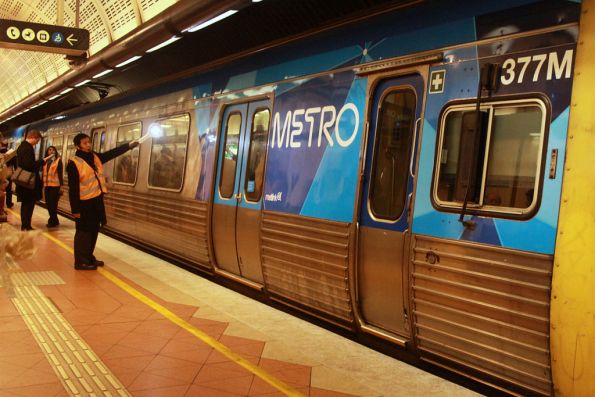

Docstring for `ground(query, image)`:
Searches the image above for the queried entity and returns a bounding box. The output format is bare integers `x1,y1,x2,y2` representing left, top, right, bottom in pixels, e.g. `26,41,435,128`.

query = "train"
5,1,594,395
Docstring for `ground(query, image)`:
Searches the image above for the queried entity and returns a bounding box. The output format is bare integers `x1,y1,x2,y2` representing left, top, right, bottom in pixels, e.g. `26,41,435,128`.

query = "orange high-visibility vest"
71,154,107,200
43,158,61,187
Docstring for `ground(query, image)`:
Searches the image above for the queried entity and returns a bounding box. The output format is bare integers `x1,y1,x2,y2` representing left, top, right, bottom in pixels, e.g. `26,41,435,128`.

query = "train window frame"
147,113,190,192
243,107,271,203
432,97,549,219
367,86,418,223
219,110,243,200
112,122,142,187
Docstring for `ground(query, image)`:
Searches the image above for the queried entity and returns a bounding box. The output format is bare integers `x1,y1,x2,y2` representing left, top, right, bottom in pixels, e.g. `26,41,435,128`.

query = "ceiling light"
93,69,113,79
60,88,73,95
52,115,66,120
116,55,142,68
147,36,181,53
185,10,237,33
49,94,61,100
75,79,91,87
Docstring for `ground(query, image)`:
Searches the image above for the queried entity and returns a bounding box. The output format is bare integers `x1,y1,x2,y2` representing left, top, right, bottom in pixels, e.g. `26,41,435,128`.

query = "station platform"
0,204,479,397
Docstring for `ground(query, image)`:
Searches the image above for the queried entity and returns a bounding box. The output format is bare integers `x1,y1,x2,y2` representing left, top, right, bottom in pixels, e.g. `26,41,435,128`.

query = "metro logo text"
271,103,360,149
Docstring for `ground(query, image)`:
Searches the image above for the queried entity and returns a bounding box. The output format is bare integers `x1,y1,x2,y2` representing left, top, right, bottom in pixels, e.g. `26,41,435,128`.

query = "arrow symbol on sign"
66,33,77,46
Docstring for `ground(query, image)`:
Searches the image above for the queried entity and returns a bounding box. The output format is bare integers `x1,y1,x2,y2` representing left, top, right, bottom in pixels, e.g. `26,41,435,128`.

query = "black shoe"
93,260,104,267
46,223,59,228
74,264,97,270
21,227,34,231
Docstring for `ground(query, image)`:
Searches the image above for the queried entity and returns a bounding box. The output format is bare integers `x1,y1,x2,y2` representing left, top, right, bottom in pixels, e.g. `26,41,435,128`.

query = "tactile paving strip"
11,271,66,286
5,256,130,397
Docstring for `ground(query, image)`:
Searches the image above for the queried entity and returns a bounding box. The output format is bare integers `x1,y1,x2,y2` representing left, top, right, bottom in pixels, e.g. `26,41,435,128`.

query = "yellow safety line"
6,208,304,396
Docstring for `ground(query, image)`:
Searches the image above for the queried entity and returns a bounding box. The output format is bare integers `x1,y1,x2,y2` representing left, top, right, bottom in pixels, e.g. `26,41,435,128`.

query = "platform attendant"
67,133,139,270
43,146,63,228
16,130,52,231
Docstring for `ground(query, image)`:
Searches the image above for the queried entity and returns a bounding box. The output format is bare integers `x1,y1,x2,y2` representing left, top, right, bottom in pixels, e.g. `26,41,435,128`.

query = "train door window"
113,122,141,185
219,112,242,199
369,88,416,221
434,100,546,217
244,108,270,202
148,114,190,190
91,127,106,152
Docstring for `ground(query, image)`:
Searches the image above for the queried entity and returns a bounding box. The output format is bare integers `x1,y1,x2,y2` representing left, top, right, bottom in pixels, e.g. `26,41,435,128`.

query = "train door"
357,74,424,337
212,99,271,284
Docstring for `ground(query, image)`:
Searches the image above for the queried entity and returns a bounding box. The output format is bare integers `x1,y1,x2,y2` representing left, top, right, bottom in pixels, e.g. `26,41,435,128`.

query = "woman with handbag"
43,146,63,228
15,130,53,231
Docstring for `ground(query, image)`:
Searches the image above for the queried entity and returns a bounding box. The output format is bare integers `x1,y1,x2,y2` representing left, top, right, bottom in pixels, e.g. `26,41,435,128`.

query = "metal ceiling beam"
0,0,250,123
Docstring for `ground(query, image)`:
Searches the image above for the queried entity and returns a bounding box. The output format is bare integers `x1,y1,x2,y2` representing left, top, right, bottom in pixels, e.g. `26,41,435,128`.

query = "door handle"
407,192,413,218
235,192,242,201
410,117,421,177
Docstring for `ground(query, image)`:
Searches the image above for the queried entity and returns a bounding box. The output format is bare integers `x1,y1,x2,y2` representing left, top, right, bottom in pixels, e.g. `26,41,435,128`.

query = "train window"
369,88,416,221
148,114,189,190
44,135,64,157
113,123,141,185
91,127,106,152
219,112,242,199
435,100,546,216
244,109,270,202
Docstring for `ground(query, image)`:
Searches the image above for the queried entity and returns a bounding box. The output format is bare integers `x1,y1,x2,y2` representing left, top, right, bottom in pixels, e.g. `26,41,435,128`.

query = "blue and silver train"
10,1,595,395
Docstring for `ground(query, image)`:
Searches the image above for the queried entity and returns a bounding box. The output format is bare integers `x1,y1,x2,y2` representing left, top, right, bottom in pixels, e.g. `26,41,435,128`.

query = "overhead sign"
0,19,89,56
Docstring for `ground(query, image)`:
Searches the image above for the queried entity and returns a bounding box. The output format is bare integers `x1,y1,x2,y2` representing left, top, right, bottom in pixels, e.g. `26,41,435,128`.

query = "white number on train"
500,49,574,85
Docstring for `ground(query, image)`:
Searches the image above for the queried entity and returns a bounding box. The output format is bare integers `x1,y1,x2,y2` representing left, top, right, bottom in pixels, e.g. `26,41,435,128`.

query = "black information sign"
0,19,89,56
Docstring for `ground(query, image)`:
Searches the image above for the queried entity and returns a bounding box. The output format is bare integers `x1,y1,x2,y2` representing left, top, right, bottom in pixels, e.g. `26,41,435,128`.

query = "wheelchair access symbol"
52,32,64,44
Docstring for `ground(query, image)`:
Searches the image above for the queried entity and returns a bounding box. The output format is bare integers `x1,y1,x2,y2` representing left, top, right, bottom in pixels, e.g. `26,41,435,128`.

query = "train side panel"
410,14,578,396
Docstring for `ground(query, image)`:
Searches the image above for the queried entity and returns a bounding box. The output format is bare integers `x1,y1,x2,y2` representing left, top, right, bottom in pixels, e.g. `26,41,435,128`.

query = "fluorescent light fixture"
60,88,73,95
186,10,237,33
252,0,263,2
116,55,142,68
147,36,181,53
52,115,66,120
49,94,61,100
75,79,91,87
93,69,113,79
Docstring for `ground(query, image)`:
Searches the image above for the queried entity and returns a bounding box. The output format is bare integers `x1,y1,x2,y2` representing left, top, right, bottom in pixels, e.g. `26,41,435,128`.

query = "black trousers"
20,200,35,230
74,227,99,266
5,178,13,206
45,187,60,226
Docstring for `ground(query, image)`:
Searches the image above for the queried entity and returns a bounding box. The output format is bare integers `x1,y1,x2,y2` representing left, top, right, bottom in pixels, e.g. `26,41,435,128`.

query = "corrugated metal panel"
103,187,210,267
412,235,553,396
261,211,353,326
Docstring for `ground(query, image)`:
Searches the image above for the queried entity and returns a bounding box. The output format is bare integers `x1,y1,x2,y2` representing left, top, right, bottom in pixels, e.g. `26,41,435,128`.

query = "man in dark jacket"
67,133,139,270
16,130,52,231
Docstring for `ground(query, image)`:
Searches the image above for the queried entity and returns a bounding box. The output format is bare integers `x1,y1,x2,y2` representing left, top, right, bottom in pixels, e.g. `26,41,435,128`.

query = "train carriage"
10,1,594,395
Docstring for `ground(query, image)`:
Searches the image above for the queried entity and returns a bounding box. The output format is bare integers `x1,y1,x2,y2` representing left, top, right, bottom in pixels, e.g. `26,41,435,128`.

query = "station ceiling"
0,0,418,135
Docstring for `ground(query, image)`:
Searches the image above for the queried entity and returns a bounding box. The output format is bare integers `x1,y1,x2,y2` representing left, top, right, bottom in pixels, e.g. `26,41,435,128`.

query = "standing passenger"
67,133,139,270
16,130,51,231
43,146,63,228
0,136,16,212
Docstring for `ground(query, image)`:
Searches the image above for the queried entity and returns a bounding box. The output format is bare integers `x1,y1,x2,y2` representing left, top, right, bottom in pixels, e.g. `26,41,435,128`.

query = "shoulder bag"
12,167,35,189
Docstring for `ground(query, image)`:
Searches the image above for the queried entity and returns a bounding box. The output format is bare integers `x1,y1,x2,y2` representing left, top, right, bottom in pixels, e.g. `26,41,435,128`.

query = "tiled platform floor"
0,204,479,397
